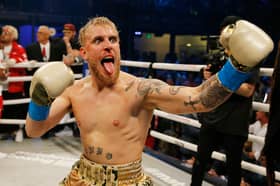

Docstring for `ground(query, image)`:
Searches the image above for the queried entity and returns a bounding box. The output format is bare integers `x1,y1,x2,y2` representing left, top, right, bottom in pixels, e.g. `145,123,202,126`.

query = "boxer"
26,17,273,186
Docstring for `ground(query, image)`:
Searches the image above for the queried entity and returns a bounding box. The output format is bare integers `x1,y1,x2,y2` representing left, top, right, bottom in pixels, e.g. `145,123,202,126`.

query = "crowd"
0,23,81,140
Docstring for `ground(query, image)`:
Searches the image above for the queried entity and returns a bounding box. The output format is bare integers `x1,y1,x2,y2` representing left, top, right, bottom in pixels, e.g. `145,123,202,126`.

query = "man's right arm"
25,62,74,137
26,94,71,137
235,82,256,98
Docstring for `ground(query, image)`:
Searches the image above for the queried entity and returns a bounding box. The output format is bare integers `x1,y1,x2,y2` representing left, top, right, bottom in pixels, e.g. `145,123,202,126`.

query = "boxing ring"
0,60,277,186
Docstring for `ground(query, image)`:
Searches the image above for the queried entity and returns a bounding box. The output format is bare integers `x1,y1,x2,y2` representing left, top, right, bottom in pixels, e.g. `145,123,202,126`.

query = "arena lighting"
200,35,219,40
134,31,142,36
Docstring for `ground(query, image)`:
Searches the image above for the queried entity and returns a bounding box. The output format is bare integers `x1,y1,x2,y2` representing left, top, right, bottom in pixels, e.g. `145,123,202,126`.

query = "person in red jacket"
0,25,27,140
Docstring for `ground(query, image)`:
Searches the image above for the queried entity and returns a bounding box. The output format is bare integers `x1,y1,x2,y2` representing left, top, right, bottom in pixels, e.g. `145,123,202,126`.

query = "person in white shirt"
242,111,269,186
247,111,269,160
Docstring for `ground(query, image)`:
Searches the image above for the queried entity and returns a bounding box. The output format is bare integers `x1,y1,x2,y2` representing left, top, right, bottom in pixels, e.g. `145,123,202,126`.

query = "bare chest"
71,90,142,132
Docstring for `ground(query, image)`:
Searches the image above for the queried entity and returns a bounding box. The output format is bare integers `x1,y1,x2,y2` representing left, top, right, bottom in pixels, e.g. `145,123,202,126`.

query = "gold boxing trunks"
59,154,153,186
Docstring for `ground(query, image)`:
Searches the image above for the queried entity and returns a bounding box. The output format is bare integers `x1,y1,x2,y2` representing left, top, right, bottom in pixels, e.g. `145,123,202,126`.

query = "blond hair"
79,16,119,46
3,25,18,40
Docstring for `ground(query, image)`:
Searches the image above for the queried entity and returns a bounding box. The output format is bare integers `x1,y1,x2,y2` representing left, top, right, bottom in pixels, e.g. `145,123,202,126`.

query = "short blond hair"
3,25,18,40
79,16,119,46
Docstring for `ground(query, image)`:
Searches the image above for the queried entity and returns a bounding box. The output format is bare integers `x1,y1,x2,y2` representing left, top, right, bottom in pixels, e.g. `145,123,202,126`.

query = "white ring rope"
9,60,273,76
3,98,30,105
153,63,205,72
121,60,151,68
153,110,265,145
4,74,82,83
154,110,201,128
252,102,270,112
150,130,280,181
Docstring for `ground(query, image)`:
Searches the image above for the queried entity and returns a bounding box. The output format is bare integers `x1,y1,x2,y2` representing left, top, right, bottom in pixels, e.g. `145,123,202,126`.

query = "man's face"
0,27,13,44
63,30,75,40
37,27,50,43
80,24,121,86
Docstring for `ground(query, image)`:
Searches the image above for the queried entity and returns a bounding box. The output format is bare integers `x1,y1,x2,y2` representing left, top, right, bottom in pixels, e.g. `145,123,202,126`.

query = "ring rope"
3,74,82,83
8,60,273,76
121,60,151,68
153,110,265,144
252,102,270,112
150,130,280,180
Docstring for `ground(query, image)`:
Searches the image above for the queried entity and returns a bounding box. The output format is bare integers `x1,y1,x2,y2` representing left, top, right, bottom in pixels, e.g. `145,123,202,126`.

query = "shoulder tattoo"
137,79,168,96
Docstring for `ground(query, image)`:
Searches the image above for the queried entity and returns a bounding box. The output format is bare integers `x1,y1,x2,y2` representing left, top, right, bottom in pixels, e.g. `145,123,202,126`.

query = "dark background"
0,0,279,65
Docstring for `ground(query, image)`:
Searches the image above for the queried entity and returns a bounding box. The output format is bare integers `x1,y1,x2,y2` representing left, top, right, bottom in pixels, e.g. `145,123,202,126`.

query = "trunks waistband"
77,154,144,185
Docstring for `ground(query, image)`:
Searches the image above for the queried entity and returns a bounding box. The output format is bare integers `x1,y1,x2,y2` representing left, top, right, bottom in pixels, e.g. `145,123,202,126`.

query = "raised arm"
141,75,231,114
143,20,273,114
25,62,74,137
25,93,71,137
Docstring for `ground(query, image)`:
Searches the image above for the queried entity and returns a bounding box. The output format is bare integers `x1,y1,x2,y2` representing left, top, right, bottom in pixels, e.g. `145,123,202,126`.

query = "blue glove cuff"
217,59,250,91
28,100,50,121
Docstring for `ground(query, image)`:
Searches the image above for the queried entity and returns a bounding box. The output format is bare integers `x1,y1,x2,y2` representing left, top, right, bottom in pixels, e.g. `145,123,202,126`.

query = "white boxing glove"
28,62,74,121
219,20,274,71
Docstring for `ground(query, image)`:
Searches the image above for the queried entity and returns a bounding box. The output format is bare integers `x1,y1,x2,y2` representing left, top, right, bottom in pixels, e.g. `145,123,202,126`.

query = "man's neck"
40,40,49,45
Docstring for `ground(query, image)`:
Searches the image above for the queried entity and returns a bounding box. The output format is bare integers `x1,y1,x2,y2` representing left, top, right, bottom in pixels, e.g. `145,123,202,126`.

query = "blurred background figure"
25,25,64,139
25,25,63,63
242,111,269,186
0,25,27,141
60,23,83,67
0,26,6,119
190,15,260,186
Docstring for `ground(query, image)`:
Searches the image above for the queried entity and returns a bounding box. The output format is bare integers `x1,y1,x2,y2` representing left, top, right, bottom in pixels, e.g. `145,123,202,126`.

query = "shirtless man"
25,17,273,185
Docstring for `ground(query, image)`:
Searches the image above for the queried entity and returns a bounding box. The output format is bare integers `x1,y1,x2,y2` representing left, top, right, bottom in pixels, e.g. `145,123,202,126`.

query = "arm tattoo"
137,79,167,96
169,86,182,95
198,75,232,108
184,96,200,111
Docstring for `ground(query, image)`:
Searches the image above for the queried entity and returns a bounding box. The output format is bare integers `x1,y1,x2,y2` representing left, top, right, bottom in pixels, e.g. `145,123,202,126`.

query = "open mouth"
101,56,115,75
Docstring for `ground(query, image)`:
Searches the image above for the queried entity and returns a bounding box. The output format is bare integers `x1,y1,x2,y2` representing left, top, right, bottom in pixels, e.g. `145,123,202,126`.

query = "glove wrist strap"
217,58,250,92
230,56,251,72
28,100,50,121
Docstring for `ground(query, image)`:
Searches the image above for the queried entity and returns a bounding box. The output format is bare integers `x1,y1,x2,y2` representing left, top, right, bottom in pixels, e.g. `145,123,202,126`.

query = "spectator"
25,25,64,139
0,25,27,141
26,25,63,62
190,15,259,186
242,111,269,186
191,58,258,186
53,23,83,137
60,23,83,67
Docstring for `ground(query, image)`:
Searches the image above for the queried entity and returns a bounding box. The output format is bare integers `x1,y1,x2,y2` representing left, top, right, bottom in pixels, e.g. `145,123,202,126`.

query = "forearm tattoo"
198,75,232,108
184,96,200,111
85,145,113,160
137,79,167,96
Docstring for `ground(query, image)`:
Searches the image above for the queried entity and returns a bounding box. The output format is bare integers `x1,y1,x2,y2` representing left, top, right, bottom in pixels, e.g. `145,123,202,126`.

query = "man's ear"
80,47,87,60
